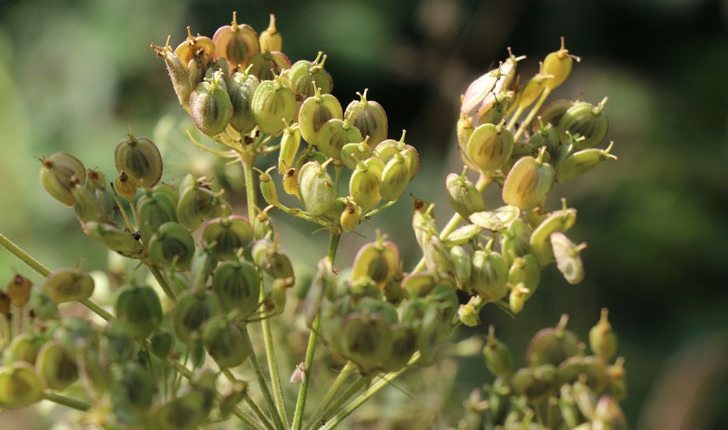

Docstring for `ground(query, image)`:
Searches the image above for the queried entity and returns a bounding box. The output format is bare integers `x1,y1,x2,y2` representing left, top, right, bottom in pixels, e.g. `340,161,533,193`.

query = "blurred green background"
0,0,726,428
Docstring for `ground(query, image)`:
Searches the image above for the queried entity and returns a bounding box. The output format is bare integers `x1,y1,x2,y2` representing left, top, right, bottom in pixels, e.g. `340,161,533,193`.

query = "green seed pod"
202,316,252,368
345,89,388,148
0,362,45,408
534,98,574,133
511,364,557,401
189,71,233,136
77,348,110,399
110,363,155,423
212,12,260,69
502,148,554,209
102,320,138,363
173,290,222,345
461,57,518,120
529,201,577,266
526,314,581,366
298,160,336,215
508,253,541,296
557,355,610,394
148,222,196,271
518,65,549,111
175,26,216,67
152,38,191,105
380,152,411,201
456,113,475,152
449,245,472,290
259,14,283,52
70,179,100,222
114,285,163,339
150,330,174,359
458,303,480,327
349,158,383,210
150,390,206,430
508,282,530,314
299,86,344,146
212,260,261,318
278,123,301,174
529,122,561,155
477,91,514,126
247,50,291,81
551,232,586,284
469,205,520,232
258,166,280,207
251,76,297,135
470,249,509,302
424,236,452,276
351,237,400,288
442,223,482,247
227,70,260,134
608,357,628,401
483,325,514,376
340,312,393,373
85,168,107,193
340,139,374,170
202,215,253,260
8,332,47,365
39,152,86,206
29,290,59,320
42,267,94,304
556,141,617,183
446,171,486,218
557,98,609,150
501,218,532,265
56,317,98,354
380,324,418,372
340,199,362,232
137,188,178,245
593,395,628,430
114,171,138,202
82,221,144,259
282,53,333,97
318,118,363,161
253,210,275,240
114,133,163,188
542,37,579,90
177,178,224,231
219,381,248,419
251,241,295,281
35,340,78,391
589,308,618,361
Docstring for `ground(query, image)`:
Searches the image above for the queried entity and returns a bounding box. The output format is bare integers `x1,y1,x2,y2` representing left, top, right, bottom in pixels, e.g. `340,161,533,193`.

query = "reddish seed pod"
212,12,260,69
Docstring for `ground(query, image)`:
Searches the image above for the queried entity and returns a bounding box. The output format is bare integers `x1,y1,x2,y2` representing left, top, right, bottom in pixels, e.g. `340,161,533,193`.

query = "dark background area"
0,0,726,428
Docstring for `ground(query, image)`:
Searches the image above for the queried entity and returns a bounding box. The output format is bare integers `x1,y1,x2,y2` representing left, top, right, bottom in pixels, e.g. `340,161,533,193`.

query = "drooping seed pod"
502,147,554,209
340,199,362,232
35,340,78,391
259,14,282,52
345,89,388,148
42,267,94,304
299,87,344,146
114,133,163,188
508,253,541,296
212,12,260,69
351,237,400,288
148,222,196,271
349,158,383,210
278,123,301,174
529,200,577,266
526,314,580,366
511,364,557,401
151,37,191,105
226,69,260,134
247,50,291,81
466,122,514,173
340,139,373,170
173,290,222,345
282,53,333,97
114,285,163,339
137,188,178,244
189,71,233,136
446,171,486,218
251,75,296,135
298,160,336,215
557,98,609,151
82,221,144,259
201,215,253,260
555,141,617,183
470,248,509,302
175,26,216,67
483,325,514,376
39,152,86,206
317,118,363,161
201,316,252,368
542,37,580,90
589,308,618,361
211,260,260,318
551,232,586,284
0,362,45,408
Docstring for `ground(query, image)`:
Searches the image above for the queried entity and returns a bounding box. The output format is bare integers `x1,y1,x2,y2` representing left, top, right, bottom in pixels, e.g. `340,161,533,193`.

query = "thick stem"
0,233,51,277
292,231,342,430
43,390,91,411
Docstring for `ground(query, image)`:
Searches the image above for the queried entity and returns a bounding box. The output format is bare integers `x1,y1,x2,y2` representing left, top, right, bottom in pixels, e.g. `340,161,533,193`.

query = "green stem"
80,298,112,321
313,374,367,430
242,328,286,430
304,362,356,430
292,231,341,430
239,397,275,430
43,390,91,411
0,233,51,276
513,87,551,142
148,265,177,302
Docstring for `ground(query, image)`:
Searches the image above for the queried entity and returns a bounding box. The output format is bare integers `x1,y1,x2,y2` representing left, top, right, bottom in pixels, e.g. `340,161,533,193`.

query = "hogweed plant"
0,12,627,430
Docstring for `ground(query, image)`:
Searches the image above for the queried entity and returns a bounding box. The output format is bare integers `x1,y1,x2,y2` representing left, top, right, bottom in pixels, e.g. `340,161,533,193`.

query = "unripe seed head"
345,89,388,148
189,72,234,136
298,161,336,215
251,77,297,135
502,148,554,209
